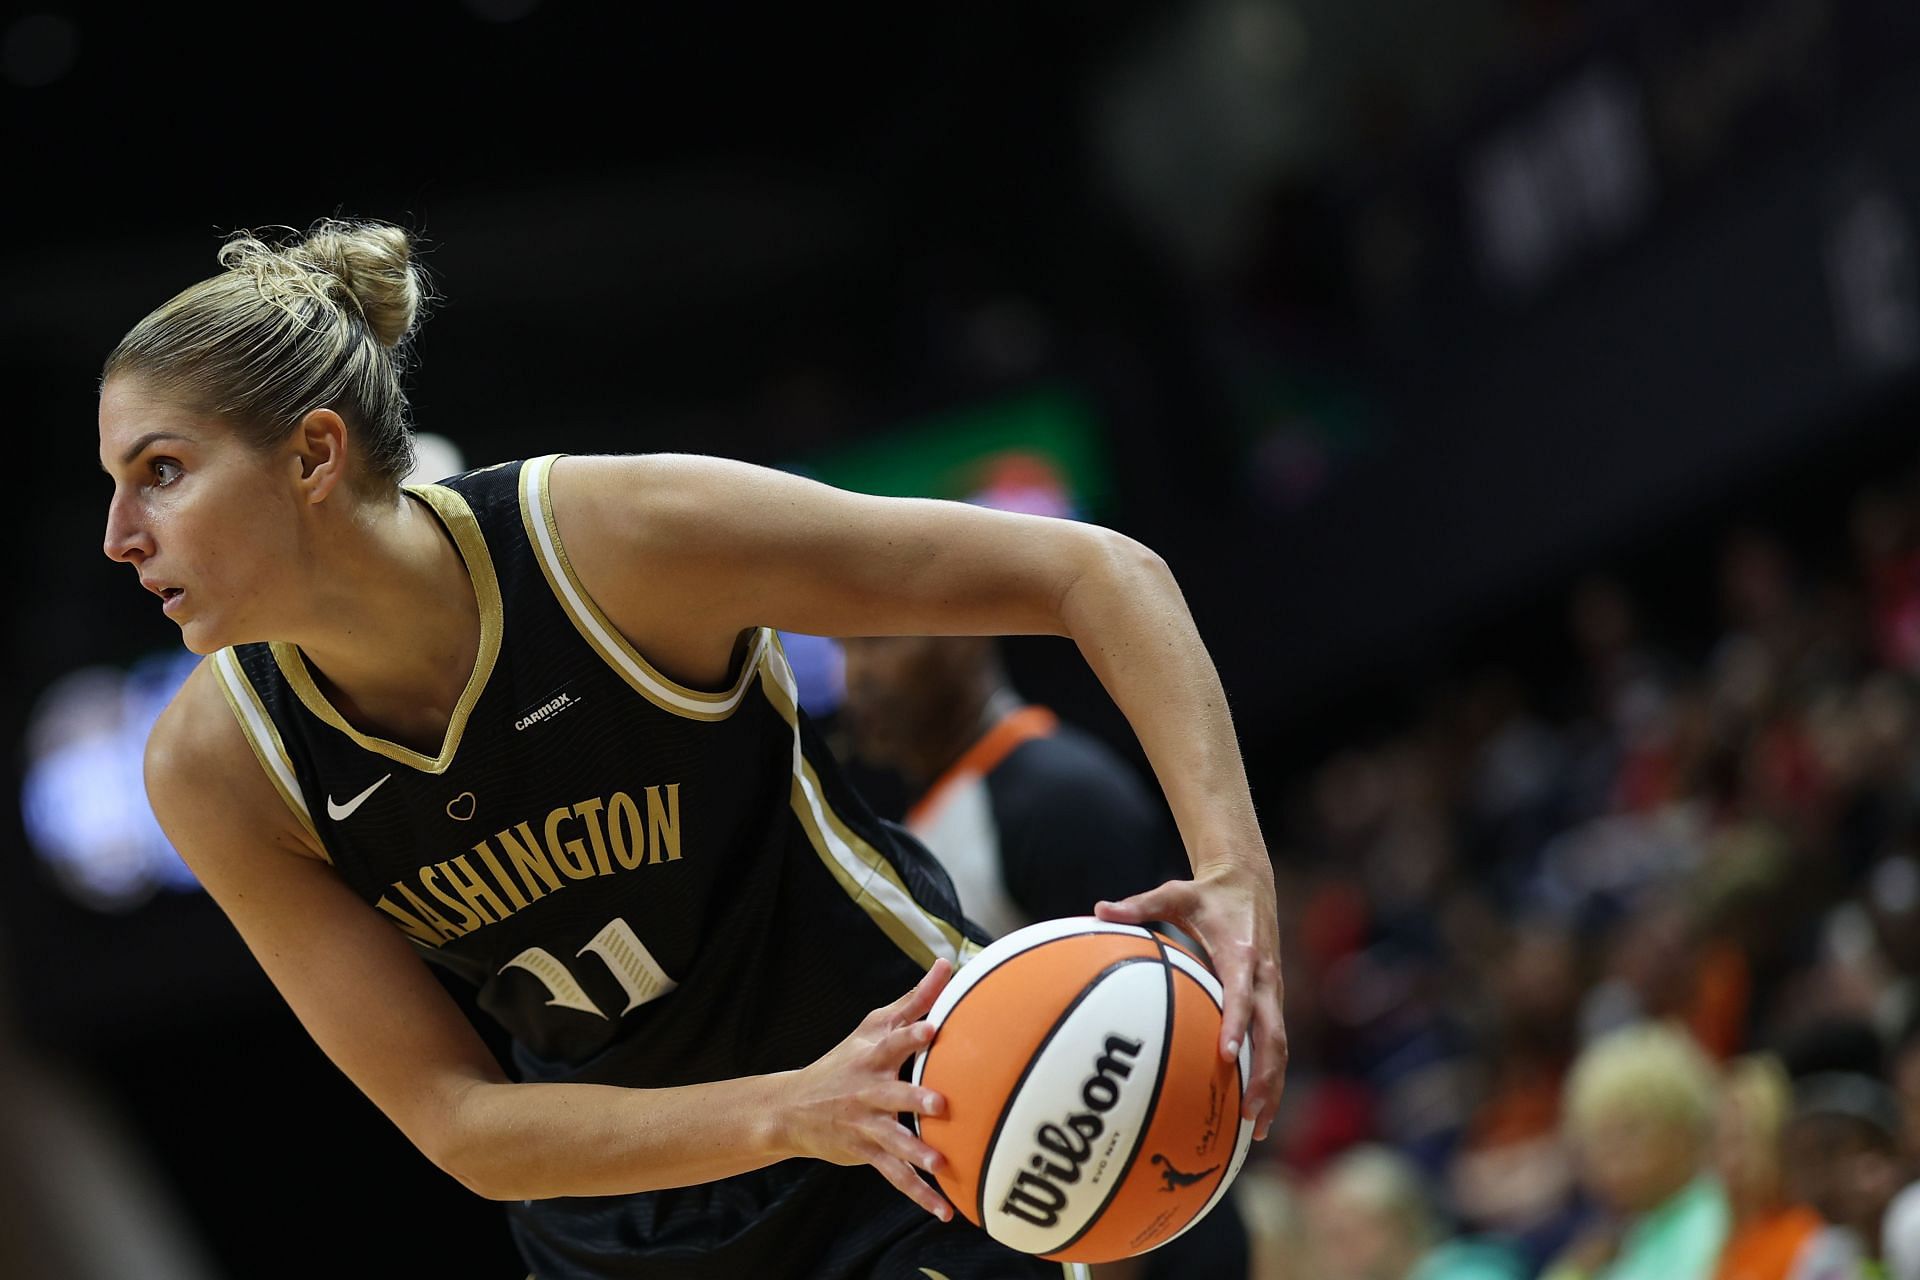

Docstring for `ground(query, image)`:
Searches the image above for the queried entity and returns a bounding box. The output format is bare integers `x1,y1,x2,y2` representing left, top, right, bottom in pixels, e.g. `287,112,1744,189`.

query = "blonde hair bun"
217,219,425,349
107,216,430,486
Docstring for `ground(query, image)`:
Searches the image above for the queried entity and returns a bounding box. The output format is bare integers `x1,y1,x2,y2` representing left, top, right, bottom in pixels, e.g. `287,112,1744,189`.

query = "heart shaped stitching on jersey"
446,791,477,822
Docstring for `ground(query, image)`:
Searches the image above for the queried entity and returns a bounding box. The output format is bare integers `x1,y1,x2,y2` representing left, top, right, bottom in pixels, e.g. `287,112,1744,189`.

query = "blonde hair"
102,219,430,486
1317,1144,1439,1250
1721,1053,1791,1145
1565,1021,1719,1146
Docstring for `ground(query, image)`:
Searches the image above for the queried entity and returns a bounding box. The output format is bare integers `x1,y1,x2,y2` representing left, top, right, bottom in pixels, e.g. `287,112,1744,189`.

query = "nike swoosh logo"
327,773,393,821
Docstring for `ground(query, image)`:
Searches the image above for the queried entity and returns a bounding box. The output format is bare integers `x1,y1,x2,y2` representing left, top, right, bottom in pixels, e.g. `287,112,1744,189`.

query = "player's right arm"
145,661,955,1216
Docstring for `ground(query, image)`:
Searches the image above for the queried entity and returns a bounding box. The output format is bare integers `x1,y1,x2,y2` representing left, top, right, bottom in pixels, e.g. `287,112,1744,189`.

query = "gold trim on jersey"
210,648,327,856
268,482,504,775
517,453,766,722
759,634,973,969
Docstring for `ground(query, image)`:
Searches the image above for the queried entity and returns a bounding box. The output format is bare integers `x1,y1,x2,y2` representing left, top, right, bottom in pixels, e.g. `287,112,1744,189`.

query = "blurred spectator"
1715,531,1809,682
1577,891,1749,1059
1543,1022,1729,1280
1307,1144,1525,1280
1239,1164,1314,1280
1891,1016,1920,1167
1568,575,1668,737
1850,486,1920,676
1447,919,1580,1248
1182,446,1920,1280
1713,1055,1860,1280
1886,1182,1920,1280
1784,1072,1908,1275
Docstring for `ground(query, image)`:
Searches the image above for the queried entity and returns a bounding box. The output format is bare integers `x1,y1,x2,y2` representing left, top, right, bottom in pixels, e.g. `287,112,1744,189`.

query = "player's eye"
151,458,183,487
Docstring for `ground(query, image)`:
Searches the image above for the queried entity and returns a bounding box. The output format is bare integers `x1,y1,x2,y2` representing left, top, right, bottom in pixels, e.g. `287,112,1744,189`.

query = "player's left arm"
548,452,1287,1138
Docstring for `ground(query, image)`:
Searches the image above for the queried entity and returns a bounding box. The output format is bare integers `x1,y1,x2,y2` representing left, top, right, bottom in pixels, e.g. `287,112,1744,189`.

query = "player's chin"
174,615,229,656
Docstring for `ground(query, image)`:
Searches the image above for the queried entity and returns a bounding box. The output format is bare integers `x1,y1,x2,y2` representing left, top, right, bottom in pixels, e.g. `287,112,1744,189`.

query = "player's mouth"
144,579,187,615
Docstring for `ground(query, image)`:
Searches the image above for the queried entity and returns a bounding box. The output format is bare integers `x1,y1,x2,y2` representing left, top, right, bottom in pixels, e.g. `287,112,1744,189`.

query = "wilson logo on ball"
1001,1034,1143,1228
911,917,1255,1264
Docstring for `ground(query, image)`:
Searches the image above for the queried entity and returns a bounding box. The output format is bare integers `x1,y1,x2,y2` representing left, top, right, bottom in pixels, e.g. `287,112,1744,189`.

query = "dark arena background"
11,1,1920,1277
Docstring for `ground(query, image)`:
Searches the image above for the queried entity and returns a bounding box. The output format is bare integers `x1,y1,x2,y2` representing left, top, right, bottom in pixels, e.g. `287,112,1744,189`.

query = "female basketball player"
97,220,1284,1279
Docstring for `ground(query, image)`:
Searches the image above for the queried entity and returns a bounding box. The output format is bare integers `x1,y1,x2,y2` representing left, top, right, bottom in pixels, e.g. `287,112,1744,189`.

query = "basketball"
910,917,1255,1263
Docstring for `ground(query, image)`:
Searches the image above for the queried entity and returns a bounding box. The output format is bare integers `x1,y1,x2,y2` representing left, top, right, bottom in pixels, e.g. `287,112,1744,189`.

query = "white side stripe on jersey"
761,636,964,969
210,647,325,851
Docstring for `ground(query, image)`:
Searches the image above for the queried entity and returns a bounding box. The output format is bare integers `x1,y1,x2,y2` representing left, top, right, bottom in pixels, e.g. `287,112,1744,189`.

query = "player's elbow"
426,1131,523,1202
1116,532,1173,583
1093,527,1175,591
1055,527,1178,627
414,1086,525,1202
436,1153,507,1201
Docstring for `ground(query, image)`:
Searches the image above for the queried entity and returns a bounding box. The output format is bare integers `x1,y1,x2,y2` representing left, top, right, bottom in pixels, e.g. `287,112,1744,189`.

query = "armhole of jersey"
209,648,329,860
517,452,768,722
758,632,976,970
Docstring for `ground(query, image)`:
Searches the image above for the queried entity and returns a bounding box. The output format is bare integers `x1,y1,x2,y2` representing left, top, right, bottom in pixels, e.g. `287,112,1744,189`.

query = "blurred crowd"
1237,466,1920,1280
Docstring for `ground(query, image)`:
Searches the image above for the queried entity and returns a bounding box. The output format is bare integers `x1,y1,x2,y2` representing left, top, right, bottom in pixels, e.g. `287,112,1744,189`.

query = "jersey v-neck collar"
268,482,505,775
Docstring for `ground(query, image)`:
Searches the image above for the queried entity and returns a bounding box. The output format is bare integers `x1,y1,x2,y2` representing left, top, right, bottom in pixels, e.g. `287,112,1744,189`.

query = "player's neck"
278,491,482,751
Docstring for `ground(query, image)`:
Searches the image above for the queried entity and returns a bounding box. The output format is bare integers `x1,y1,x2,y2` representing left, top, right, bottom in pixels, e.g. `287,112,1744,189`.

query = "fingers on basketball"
877,1152,953,1220
1248,978,1288,1138
905,957,952,1010
868,1115,953,1218
1216,938,1258,1059
1097,879,1189,923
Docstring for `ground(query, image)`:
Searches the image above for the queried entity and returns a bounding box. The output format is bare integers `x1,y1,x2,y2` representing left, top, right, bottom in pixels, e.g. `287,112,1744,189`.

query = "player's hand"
781,957,956,1220
1095,865,1287,1141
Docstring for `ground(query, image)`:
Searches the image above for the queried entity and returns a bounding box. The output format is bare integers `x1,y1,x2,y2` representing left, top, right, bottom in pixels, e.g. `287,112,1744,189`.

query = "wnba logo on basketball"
1001,1034,1143,1228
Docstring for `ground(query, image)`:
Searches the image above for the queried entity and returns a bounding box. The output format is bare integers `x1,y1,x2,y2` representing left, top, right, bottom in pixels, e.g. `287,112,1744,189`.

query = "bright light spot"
405,431,468,485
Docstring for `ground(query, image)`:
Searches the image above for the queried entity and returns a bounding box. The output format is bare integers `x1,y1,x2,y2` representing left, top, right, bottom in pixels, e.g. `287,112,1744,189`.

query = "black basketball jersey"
214,453,978,1079
208,455,1004,1276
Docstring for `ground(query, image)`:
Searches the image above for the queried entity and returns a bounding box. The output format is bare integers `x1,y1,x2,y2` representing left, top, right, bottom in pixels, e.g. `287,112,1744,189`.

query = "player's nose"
103,490,154,564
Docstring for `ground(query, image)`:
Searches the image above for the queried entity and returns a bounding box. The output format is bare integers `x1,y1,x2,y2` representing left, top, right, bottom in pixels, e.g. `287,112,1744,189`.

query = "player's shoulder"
145,656,326,861
145,657,282,812
547,451,783,551
145,656,241,784
550,451,768,506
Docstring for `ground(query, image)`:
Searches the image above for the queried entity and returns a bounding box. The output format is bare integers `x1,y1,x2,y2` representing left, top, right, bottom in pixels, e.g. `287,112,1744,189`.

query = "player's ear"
292,407,349,503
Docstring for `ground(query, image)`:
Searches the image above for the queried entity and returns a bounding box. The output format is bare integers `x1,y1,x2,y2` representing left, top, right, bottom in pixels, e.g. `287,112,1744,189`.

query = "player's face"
99,375,306,654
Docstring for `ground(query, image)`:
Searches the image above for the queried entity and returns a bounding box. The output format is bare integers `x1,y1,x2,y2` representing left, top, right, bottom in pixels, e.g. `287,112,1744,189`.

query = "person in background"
837,632,1174,938
1543,1022,1730,1280
1886,1017,1920,1280
1239,1163,1314,1280
1306,1144,1525,1280
1714,1055,1861,1280
1785,1073,1911,1278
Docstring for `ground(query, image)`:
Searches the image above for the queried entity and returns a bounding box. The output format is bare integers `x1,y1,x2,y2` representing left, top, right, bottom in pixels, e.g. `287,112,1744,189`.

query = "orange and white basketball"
910,917,1254,1263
